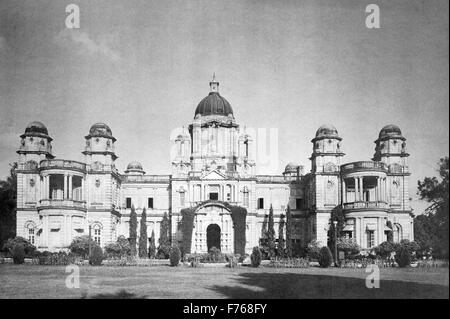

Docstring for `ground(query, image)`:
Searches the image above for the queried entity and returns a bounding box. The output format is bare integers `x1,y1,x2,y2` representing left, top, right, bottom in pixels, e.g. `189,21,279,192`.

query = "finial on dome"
209,72,219,93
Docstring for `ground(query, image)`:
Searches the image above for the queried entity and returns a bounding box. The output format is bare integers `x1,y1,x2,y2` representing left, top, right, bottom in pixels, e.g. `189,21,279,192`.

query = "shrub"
169,246,181,267
250,246,262,267
227,256,238,268
12,244,25,264
306,240,321,260
89,246,104,266
148,230,156,259
104,236,131,259
156,244,171,259
318,246,333,268
336,237,360,255
3,237,36,257
395,247,411,268
69,235,97,258
374,241,394,258
204,247,226,263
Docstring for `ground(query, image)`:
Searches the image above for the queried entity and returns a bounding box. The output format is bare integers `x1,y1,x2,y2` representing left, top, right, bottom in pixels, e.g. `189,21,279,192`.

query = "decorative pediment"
201,170,226,180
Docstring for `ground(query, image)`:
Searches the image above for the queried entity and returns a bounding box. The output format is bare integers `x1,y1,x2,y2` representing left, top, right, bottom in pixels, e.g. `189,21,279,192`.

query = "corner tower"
309,124,345,245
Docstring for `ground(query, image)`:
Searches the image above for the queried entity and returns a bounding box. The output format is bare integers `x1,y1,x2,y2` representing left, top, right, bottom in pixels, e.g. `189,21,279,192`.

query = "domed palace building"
15,78,413,253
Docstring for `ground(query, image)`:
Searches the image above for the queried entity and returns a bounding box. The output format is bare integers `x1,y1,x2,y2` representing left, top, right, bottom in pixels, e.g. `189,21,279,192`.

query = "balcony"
342,201,390,211
40,159,86,173
341,161,388,174
38,199,87,211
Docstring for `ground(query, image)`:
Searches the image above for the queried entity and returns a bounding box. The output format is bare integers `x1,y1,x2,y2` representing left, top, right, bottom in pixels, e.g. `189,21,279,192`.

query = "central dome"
195,92,233,117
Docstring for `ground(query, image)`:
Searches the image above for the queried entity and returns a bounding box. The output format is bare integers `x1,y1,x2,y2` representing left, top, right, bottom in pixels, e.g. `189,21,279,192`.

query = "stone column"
68,175,73,200
45,175,50,199
355,217,361,246
375,177,380,202
81,177,85,201
377,217,383,246
354,177,359,201
64,174,68,199
360,177,364,202
342,179,347,203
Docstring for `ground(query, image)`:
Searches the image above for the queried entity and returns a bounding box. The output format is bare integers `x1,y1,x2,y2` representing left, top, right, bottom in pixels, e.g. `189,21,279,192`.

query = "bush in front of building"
3,237,36,257
318,246,333,268
104,235,131,259
374,241,394,259
12,244,25,264
169,246,181,267
156,244,171,259
306,240,321,261
203,247,226,263
89,245,104,266
336,237,360,256
69,235,98,259
395,246,411,267
250,246,262,267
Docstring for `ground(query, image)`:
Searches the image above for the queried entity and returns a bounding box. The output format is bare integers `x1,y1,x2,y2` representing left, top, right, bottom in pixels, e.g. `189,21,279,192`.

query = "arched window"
25,221,36,245
93,224,102,245
393,223,402,243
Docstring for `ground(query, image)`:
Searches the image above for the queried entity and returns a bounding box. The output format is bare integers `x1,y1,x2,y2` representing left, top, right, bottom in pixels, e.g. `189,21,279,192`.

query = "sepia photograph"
0,0,448,307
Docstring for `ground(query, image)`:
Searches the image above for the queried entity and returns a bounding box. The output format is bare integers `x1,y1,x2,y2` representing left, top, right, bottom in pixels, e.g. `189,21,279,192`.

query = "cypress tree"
148,230,156,258
159,212,170,247
267,204,275,258
278,214,285,258
139,208,148,258
129,204,137,256
286,205,293,257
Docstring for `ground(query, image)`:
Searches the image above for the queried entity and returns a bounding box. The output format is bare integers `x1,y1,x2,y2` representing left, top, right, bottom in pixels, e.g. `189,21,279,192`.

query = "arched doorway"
207,224,221,251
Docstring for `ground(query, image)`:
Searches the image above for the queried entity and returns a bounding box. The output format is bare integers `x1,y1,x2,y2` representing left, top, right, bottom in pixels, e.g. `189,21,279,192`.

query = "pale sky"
0,0,448,214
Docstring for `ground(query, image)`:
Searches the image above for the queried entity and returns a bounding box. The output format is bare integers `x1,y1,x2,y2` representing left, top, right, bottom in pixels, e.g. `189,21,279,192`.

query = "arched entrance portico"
207,224,221,251
191,203,234,253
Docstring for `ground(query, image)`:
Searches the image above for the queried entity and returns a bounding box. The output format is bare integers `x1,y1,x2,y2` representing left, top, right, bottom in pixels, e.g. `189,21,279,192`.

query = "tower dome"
22,121,50,138
284,162,299,173
379,124,402,139
87,122,115,140
315,124,339,138
194,75,234,117
125,161,145,175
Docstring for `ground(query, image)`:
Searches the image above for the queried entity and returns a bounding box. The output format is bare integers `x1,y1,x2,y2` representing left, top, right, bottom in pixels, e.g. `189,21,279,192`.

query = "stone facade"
15,80,414,253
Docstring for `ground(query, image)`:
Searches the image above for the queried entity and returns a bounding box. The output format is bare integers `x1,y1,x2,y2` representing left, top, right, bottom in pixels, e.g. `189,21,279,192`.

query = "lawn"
0,264,448,299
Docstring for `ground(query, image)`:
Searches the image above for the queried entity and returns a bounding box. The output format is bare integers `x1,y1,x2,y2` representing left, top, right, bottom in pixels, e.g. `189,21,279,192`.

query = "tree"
267,204,275,258
278,214,285,257
318,246,333,268
285,205,293,257
159,212,170,247
414,214,439,257
139,208,148,258
327,206,345,258
148,230,156,258
69,235,97,258
157,212,171,259
417,157,449,259
0,163,17,249
129,205,138,256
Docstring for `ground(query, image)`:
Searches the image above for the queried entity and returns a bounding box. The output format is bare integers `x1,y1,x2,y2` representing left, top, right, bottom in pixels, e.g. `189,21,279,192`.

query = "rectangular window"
148,197,153,209
367,230,375,248
94,229,101,245
209,192,218,200
296,198,303,210
28,228,35,245
180,192,185,207
126,197,132,209
257,198,264,209
243,192,249,207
